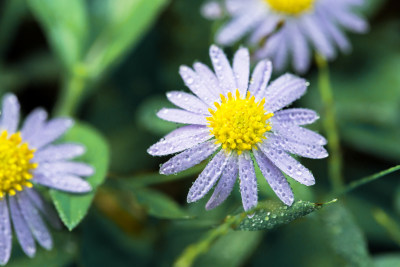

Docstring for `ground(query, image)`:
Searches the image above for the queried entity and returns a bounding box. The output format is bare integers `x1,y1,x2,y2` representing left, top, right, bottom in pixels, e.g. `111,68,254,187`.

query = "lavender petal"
253,149,294,206
206,155,238,210
273,124,327,146
29,118,74,149
239,151,258,212
248,60,272,100
233,47,250,96
209,45,237,94
272,108,319,126
17,192,52,250
36,162,94,177
0,199,11,265
33,174,92,193
166,91,210,115
160,140,219,175
9,196,36,257
21,108,48,142
34,143,86,163
157,108,207,125
148,126,211,156
25,189,62,229
187,150,230,203
0,94,20,134
259,143,315,186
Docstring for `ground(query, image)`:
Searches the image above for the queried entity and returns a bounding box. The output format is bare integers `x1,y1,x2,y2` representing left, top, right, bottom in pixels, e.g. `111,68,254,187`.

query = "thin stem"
316,54,343,191
53,75,86,117
339,165,400,196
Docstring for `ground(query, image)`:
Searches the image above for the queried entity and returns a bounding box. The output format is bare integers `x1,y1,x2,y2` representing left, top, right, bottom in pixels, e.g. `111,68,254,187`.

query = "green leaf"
50,122,110,230
374,254,400,267
133,188,191,219
320,204,372,267
237,199,336,231
85,0,169,79
28,0,89,71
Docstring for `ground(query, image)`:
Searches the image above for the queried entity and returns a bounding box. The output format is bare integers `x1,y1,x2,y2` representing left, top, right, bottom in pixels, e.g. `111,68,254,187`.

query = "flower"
204,0,368,73
0,94,93,265
148,45,328,212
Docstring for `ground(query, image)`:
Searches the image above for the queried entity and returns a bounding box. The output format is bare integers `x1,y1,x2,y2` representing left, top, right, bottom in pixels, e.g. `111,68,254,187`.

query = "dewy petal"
300,15,336,59
187,150,230,203
288,22,311,74
166,91,210,115
272,108,319,126
233,47,250,97
264,75,308,113
193,62,223,97
33,174,92,193
157,108,207,125
0,199,11,265
21,108,48,142
273,124,327,146
206,155,238,210
36,162,94,177
160,140,219,175
216,9,264,46
0,94,20,133
8,196,36,257
209,45,237,94
17,192,52,250
34,143,86,163
29,118,74,149
238,151,258,212
25,189,62,229
253,149,294,206
179,65,215,106
248,60,273,100
268,134,328,159
259,143,315,186
148,126,211,156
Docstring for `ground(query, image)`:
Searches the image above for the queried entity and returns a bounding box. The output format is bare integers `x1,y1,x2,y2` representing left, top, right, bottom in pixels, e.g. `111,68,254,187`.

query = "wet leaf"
237,199,335,231
50,122,110,230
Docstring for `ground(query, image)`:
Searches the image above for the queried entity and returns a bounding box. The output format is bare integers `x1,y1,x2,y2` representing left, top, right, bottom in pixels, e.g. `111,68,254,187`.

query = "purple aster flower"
148,45,328,213
203,0,368,73
0,94,93,265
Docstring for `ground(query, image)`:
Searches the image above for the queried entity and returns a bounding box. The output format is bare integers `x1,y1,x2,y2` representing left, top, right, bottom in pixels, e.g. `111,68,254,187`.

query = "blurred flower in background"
0,94,93,264
203,0,369,73
148,45,328,212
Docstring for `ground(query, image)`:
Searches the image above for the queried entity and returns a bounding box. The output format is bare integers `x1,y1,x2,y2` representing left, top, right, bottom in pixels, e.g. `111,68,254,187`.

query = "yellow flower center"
207,90,273,155
0,131,37,198
265,0,315,16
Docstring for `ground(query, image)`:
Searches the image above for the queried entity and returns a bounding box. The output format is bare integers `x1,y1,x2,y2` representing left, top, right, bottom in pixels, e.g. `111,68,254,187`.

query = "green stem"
373,208,400,247
173,215,244,267
53,75,86,117
339,165,400,196
316,55,343,191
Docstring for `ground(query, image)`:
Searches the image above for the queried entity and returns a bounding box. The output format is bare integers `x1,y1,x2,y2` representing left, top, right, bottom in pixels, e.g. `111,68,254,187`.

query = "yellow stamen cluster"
0,131,37,198
265,0,315,16
207,90,273,155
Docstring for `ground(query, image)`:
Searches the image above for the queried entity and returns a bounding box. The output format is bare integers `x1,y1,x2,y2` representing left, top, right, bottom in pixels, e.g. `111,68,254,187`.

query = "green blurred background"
1,0,400,266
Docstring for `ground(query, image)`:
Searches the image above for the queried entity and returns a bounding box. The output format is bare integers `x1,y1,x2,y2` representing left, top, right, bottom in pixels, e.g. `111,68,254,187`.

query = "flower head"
204,0,368,73
148,45,328,212
0,94,93,264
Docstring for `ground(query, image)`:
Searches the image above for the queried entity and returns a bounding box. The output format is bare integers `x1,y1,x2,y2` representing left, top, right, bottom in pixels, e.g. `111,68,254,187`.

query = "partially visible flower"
148,45,328,213
0,94,93,265
204,0,368,73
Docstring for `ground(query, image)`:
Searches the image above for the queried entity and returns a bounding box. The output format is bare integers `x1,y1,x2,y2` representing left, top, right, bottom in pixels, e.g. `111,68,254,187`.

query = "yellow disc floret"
207,90,274,155
266,0,315,16
0,130,37,198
